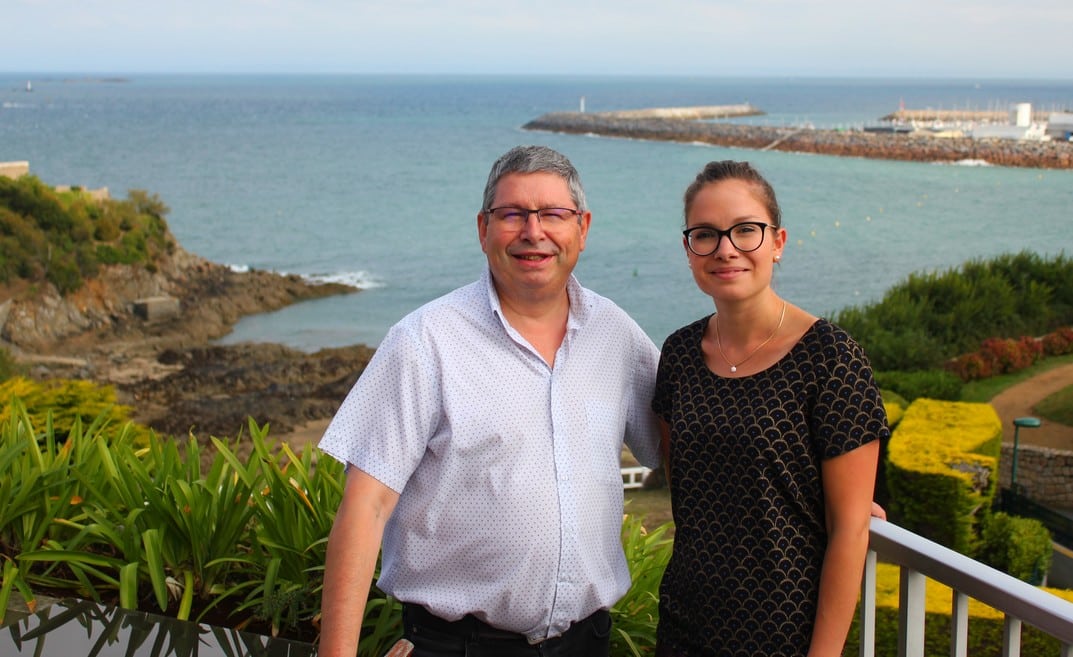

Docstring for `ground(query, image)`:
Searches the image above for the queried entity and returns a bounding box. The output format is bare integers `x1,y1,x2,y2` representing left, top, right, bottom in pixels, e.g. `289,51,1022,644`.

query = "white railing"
861,519,1073,657
620,466,651,490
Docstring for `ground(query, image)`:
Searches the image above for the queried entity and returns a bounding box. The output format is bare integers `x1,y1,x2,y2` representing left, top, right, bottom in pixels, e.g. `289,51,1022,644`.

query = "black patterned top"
652,316,889,657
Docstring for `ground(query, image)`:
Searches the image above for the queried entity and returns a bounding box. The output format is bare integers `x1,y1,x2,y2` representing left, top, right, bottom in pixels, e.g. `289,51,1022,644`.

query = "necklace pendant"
729,365,737,373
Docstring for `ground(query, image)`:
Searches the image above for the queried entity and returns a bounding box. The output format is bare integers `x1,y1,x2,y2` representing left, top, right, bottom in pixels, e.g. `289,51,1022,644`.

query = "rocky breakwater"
524,110,1073,169
1,243,374,441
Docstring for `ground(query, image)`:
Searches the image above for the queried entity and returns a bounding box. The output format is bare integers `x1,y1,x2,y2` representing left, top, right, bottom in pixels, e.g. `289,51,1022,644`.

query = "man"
318,145,662,657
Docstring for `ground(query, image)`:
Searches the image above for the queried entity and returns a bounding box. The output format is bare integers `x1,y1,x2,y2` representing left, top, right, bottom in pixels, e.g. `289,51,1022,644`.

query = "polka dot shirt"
319,268,662,642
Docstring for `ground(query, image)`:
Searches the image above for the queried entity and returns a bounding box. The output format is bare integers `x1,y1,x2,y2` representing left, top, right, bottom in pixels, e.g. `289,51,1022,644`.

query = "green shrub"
0,175,175,295
978,512,1053,584
833,252,1073,372
875,369,963,402
611,515,672,656
0,377,146,444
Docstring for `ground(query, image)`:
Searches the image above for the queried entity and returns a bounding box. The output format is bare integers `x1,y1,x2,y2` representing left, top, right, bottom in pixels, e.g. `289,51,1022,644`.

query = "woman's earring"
774,255,781,262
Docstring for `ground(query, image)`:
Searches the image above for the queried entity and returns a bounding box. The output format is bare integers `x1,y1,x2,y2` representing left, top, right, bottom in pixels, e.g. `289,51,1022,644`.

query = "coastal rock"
1,241,370,443
129,342,374,439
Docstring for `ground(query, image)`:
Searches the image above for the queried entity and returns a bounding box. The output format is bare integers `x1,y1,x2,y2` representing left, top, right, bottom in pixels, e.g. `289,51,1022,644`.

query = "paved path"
990,362,1073,451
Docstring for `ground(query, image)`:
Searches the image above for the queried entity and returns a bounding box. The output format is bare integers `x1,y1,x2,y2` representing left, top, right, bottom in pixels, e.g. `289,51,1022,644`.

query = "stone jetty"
523,109,1073,169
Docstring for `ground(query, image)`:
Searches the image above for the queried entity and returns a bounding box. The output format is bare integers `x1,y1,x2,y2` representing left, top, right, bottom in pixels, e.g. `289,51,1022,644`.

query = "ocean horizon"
3,73,1072,350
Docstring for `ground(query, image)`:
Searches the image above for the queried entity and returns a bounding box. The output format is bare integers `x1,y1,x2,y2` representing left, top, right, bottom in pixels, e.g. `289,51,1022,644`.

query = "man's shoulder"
396,278,488,329
571,283,657,354
573,281,633,323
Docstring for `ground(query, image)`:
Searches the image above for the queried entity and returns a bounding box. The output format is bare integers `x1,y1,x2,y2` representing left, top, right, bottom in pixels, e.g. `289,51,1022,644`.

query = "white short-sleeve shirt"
318,268,661,642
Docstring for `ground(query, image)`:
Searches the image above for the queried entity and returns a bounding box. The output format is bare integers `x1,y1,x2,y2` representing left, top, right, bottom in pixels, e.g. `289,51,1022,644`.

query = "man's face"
478,172,591,302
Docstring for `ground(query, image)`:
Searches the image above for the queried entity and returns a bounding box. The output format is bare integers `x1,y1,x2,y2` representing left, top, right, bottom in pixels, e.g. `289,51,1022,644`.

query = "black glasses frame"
682,222,776,256
485,206,581,225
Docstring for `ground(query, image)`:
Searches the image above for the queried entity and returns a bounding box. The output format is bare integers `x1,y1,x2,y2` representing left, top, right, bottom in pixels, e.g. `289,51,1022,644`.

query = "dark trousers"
401,604,612,657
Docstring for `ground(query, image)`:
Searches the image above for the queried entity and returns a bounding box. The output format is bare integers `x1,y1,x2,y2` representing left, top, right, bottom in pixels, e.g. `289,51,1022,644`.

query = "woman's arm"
808,439,880,657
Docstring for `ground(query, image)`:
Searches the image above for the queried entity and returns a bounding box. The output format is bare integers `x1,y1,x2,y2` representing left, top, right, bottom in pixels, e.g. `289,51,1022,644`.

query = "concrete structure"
1013,102,1034,127
55,184,110,201
1048,112,1073,141
0,161,29,179
971,123,1050,141
132,296,180,322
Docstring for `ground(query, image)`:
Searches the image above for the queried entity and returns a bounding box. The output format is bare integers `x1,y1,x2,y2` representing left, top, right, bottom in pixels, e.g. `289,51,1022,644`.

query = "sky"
7,0,1073,78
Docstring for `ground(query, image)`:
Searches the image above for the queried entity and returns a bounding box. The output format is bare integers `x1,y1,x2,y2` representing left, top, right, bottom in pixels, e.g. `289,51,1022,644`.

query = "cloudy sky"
8,0,1072,78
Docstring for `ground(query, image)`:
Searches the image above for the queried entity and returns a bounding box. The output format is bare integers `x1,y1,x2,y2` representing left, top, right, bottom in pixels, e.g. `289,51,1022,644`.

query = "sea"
2,74,1072,351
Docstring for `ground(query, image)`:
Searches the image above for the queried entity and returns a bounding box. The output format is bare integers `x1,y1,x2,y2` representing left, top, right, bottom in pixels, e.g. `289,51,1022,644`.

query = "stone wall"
999,443,1073,508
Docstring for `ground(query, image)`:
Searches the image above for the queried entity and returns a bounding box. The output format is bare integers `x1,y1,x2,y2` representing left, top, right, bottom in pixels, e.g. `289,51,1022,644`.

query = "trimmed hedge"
886,399,1002,555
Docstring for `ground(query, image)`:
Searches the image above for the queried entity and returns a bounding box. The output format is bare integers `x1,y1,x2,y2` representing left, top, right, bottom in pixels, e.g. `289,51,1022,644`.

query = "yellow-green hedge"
0,377,148,443
886,399,1002,554
847,563,1073,657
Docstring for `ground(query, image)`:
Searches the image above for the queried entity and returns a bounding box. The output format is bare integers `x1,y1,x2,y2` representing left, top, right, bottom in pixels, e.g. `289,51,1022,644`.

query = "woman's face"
683,178,786,304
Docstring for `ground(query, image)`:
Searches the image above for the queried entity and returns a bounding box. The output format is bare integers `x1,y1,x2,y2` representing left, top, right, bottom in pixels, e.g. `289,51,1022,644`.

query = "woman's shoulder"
802,317,859,346
797,317,874,373
660,314,712,350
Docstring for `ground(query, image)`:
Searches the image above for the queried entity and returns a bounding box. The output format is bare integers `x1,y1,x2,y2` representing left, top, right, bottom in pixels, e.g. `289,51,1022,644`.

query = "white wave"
948,159,992,167
226,263,382,290
304,270,385,290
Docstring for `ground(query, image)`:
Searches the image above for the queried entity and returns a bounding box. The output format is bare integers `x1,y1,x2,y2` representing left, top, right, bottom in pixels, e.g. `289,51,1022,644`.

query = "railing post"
1002,616,1022,657
899,567,926,657
951,591,969,657
860,549,877,657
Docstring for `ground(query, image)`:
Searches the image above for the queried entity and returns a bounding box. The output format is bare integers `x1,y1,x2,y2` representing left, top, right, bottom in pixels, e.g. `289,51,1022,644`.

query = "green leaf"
119,561,139,609
142,528,168,611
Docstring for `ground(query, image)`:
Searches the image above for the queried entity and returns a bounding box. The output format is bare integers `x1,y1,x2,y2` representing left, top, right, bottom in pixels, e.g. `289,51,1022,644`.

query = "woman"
652,160,889,657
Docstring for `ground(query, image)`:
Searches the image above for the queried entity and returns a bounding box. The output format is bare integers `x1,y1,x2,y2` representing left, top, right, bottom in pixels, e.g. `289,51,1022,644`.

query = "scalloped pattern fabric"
652,317,889,657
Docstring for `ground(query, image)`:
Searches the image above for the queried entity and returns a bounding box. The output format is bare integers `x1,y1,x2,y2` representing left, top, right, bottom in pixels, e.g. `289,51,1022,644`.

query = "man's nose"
519,211,546,239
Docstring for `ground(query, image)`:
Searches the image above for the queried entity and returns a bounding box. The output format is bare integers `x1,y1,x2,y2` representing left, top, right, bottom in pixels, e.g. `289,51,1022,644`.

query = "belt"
402,603,605,647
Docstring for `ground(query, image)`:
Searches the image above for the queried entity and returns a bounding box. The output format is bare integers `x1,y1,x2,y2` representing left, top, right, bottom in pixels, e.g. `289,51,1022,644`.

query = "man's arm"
319,467,401,657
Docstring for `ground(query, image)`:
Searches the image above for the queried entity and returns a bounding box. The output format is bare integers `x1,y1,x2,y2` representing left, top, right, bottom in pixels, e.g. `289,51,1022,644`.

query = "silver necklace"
715,301,788,373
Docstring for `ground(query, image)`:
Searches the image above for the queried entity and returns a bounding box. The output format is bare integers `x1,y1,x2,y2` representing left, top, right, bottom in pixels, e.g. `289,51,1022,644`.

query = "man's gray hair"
481,145,588,215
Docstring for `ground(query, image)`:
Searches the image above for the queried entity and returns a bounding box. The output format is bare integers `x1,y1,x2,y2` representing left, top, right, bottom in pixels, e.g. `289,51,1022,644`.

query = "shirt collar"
481,267,591,333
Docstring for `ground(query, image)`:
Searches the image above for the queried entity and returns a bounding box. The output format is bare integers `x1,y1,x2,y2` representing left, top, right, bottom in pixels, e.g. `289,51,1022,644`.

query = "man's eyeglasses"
683,222,776,256
485,206,581,227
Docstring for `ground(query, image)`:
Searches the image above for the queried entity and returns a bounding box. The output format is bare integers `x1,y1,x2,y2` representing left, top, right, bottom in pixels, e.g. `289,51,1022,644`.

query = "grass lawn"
624,487,673,531
1035,383,1073,425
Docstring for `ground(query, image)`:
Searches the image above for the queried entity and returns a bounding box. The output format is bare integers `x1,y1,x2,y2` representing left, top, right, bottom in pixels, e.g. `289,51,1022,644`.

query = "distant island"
523,105,1073,169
